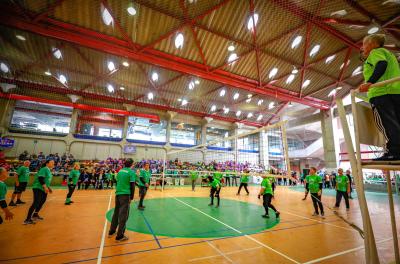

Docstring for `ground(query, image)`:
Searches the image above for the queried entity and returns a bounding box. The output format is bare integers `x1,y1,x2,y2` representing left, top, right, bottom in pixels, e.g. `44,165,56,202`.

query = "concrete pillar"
259,130,269,168
122,116,129,139
0,98,15,135
321,109,338,170
200,117,213,145
165,111,177,147
232,122,243,166
69,109,79,135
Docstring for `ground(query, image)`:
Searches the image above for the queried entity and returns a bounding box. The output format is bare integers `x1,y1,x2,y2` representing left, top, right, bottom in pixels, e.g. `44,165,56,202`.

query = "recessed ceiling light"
101,4,114,26
182,99,188,106
302,79,311,88
175,33,184,49
309,44,320,57
178,98,182,102
223,107,229,114
257,99,263,106
44,71,51,76
257,114,263,121
247,94,252,98
328,89,337,97
148,92,154,100
120,86,125,90
247,112,253,118
325,54,336,64
236,110,241,117
107,84,114,93
336,86,343,90
247,13,259,31
228,53,238,64
188,81,195,90
269,67,278,79
352,66,362,76
107,61,115,72
233,92,239,100
286,74,295,84
52,48,62,60
122,61,129,67
219,89,226,97
268,102,275,109
228,45,235,51
127,6,137,16
288,102,293,107
246,98,251,103
330,10,347,17
58,74,67,85
194,79,200,85
292,68,298,74
16,35,26,41
291,35,302,49
211,105,216,112
151,72,159,82
368,27,379,34
0,62,9,73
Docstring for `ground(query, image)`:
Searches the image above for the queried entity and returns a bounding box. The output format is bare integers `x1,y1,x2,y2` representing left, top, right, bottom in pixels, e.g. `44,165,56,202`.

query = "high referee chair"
336,77,400,264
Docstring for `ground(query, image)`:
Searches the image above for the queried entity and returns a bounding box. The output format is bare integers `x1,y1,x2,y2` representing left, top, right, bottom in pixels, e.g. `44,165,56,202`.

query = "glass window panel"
127,117,166,142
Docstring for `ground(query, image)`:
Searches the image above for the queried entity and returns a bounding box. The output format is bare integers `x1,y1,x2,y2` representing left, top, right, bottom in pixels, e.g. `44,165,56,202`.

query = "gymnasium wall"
4,136,67,157
70,142,122,160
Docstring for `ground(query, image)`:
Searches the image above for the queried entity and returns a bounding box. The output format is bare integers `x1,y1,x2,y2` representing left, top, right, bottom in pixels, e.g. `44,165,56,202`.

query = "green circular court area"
106,197,280,238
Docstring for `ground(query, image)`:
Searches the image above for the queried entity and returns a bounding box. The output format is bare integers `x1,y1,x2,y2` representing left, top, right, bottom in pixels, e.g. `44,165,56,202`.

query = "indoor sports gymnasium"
0,1,400,263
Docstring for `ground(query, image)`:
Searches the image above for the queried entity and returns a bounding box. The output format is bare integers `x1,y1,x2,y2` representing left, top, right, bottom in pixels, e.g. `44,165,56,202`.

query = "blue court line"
132,201,162,248
63,221,326,264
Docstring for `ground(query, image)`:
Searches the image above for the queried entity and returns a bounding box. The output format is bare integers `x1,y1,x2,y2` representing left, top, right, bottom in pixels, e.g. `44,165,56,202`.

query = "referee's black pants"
109,194,130,239
370,94,400,155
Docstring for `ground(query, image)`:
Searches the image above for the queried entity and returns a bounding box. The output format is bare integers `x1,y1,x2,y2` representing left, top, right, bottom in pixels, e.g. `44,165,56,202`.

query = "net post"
280,122,290,178
162,150,166,192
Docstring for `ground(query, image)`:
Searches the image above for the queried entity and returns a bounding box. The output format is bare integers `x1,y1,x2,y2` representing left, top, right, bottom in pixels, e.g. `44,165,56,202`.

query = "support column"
122,116,129,139
165,111,177,148
0,98,15,135
232,122,243,166
259,130,269,168
200,117,213,163
321,109,338,170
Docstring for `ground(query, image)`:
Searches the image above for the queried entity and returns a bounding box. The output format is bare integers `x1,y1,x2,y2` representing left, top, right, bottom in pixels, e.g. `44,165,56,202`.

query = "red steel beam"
270,0,359,49
321,17,370,27
249,0,262,86
264,102,289,125
299,23,313,98
1,78,263,127
32,0,66,23
0,92,160,122
0,13,330,109
383,14,400,28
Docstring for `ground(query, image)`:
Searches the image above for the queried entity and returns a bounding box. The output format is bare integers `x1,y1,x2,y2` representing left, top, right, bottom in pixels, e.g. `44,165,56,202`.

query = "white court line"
303,237,393,264
171,196,300,264
281,210,358,233
97,191,113,264
207,241,234,263
189,246,262,262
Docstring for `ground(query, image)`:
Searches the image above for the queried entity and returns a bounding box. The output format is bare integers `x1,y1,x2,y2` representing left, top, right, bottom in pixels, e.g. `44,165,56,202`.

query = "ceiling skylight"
325,54,336,64
107,84,114,93
286,74,295,84
233,92,239,100
309,45,320,57
0,62,9,73
291,35,302,49
302,79,311,88
101,4,114,26
219,89,226,97
151,72,159,82
247,13,259,32
175,33,184,49
269,67,278,79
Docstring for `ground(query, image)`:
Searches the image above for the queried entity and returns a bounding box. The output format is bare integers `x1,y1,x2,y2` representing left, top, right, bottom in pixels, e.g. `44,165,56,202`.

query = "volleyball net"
159,121,293,189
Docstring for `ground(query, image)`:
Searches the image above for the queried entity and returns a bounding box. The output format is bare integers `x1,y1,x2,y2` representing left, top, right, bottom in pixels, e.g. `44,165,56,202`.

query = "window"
237,130,259,151
127,117,166,142
206,127,231,148
171,122,200,145
98,128,111,137
10,101,72,134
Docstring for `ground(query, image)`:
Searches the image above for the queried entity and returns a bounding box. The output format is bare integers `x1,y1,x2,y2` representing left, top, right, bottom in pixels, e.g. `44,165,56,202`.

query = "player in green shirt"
358,34,400,161
65,163,81,205
9,160,30,206
137,163,151,211
189,166,199,191
224,169,232,187
258,175,280,219
208,176,222,208
334,168,350,210
237,170,250,195
25,159,54,225
0,167,14,224
108,159,136,242
305,167,324,217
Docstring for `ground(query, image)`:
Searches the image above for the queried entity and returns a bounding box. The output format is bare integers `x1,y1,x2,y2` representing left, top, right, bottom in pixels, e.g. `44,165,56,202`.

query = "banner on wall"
0,138,15,148
123,144,136,154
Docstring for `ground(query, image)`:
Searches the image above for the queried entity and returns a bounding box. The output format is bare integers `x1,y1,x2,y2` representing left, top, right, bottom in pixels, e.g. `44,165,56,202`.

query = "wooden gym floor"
0,185,399,264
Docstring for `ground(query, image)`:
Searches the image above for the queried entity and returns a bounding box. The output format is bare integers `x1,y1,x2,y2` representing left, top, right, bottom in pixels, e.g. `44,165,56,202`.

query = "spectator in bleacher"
38,152,45,161
19,150,29,161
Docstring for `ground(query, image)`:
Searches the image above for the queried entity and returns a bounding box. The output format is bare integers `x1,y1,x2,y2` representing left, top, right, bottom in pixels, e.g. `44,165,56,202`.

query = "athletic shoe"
9,201,17,206
23,219,36,225
32,215,44,221
302,197,306,201
208,203,213,206
215,205,219,208
312,212,319,216
321,212,325,218
275,211,280,218
16,200,26,204
262,214,270,218
108,232,116,238
70,201,74,203
116,235,129,242
137,206,145,211
65,202,71,205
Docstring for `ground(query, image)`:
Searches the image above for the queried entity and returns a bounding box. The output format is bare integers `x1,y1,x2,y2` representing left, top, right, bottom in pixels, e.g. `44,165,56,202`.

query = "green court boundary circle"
106,197,280,239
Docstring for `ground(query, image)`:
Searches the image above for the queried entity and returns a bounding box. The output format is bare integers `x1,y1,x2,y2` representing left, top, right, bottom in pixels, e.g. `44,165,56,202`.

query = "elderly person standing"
358,34,400,161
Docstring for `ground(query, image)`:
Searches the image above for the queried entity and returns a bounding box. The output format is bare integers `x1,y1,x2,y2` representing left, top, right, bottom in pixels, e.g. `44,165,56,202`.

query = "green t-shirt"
336,174,349,192
137,169,151,187
240,175,249,183
363,48,400,100
115,168,136,196
16,166,30,183
68,169,80,185
0,181,7,201
210,178,222,188
32,167,53,191
190,171,199,180
305,174,322,193
261,178,273,195
105,173,111,181
213,172,223,180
